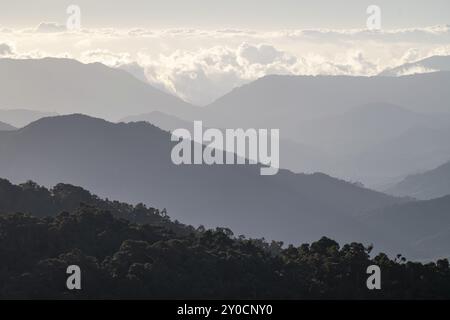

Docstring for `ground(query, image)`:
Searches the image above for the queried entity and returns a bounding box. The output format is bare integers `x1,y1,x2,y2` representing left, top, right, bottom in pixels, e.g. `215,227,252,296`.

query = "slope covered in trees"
0,178,192,235
0,114,404,252
0,178,449,299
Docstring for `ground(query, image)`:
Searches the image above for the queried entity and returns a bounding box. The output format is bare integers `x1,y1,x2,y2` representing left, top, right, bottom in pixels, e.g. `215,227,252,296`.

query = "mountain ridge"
386,160,450,200
0,57,198,121
0,113,406,254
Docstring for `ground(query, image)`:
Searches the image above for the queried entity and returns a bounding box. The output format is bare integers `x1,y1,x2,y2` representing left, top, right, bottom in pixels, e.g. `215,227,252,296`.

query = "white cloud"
396,65,438,76
80,49,132,66
141,43,382,105
0,42,14,56
34,22,67,33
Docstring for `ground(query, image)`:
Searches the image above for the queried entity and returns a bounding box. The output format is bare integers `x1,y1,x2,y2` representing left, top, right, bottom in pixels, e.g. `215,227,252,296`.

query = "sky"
1,0,450,29
1,0,450,104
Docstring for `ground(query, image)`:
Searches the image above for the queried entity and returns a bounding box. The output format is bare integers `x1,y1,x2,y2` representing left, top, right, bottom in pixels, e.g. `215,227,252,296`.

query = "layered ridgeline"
121,111,333,175
1,178,450,299
3,58,450,187
202,72,450,125
386,160,450,200
5,114,450,260
361,195,450,260
0,114,407,255
0,120,16,131
0,58,197,121
122,104,450,187
199,73,450,187
127,72,450,187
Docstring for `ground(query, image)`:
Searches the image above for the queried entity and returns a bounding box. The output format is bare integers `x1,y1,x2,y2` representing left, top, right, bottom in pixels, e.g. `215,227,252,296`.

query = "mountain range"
386,160,450,200
0,109,57,128
361,195,450,259
0,114,407,253
4,57,450,186
2,57,450,259
0,121,15,131
2,115,450,259
0,58,197,121
125,101,450,187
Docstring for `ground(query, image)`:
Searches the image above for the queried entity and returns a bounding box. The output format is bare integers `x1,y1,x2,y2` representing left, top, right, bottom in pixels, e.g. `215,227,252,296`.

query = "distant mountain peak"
0,57,197,121
0,120,16,131
386,159,450,200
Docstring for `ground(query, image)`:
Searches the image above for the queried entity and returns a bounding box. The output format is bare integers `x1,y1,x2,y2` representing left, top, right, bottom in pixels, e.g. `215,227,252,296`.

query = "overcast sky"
1,0,449,29
1,1,450,104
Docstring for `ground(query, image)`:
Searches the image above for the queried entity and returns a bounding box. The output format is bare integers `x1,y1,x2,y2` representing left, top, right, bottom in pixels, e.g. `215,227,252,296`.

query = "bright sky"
1,0,449,29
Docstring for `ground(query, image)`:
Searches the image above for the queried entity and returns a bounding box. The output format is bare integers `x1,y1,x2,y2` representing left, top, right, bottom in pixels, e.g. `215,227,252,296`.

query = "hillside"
202,72,450,128
386,160,450,200
0,177,191,235
361,195,450,259
172,73,450,186
0,58,197,121
0,114,404,251
0,120,15,131
121,111,333,174
0,182,449,299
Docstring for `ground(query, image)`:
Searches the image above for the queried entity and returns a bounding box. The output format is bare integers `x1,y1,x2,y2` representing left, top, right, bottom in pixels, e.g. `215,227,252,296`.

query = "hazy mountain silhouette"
380,55,450,76
290,103,450,186
201,73,450,129
0,109,57,128
0,114,405,251
0,121,16,131
0,58,198,121
361,195,450,259
386,160,450,200
4,58,449,186
121,110,194,132
122,111,333,174
294,103,427,151
350,125,450,188
132,99,450,186
186,74,450,186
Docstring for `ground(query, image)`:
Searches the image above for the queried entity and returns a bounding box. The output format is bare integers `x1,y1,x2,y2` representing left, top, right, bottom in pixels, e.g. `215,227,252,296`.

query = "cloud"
396,65,438,76
139,43,383,105
80,49,132,66
238,43,289,65
34,22,67,33
0,43,14,56
143,46,247,105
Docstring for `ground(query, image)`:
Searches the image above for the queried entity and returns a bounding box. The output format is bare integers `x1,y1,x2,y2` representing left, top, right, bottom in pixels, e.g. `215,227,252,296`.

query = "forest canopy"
0,178,449,299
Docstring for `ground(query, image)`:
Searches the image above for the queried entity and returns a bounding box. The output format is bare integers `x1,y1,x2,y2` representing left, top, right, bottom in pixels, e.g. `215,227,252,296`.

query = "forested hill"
0,178,193,235
0,178,450,299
